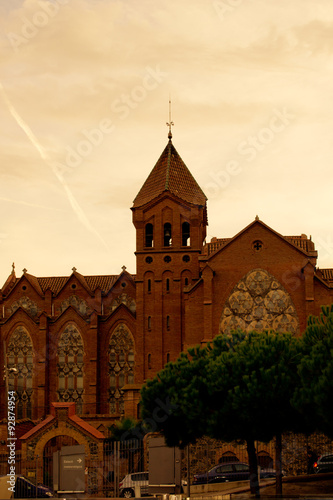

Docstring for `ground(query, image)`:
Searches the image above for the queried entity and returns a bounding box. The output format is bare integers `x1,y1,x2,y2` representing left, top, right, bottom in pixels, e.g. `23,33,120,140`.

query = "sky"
1,0,333,285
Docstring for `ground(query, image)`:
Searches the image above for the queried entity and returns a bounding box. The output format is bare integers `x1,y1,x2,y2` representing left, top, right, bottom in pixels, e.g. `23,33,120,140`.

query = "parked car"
119,472,149,497
313,453,333,474
193,462,279,484
0,475,53,498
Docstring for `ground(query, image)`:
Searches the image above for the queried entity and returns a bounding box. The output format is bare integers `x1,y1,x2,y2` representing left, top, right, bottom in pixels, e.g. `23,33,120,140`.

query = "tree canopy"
141,330,303,445
293,304,333,438
141,329,306,495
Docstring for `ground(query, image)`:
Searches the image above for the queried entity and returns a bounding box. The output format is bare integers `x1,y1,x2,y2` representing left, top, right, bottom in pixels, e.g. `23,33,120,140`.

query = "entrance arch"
43,435,79,488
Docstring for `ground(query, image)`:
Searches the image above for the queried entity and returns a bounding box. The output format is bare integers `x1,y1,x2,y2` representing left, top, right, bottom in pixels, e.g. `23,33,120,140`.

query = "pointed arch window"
6,326,34,419
182,222,190,246
57,324,84,414
108,324,135,414
145,223,154,247
164,223,172,246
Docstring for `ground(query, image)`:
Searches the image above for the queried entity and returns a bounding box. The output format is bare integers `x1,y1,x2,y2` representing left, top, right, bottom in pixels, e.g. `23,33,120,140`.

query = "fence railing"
0,433,332,497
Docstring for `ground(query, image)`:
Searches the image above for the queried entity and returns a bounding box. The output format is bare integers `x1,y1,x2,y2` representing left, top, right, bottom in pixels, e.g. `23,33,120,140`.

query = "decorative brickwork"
108,323,135,414
220,269,300,335
0,136,332,433
7,326,34,419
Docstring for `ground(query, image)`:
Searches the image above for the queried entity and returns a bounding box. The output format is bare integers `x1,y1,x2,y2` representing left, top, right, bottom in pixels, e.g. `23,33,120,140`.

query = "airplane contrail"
0,81,110,251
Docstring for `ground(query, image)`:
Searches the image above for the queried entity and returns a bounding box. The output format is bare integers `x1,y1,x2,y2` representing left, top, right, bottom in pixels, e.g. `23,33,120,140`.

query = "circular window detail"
182,255,190,263
22,285,27,291
252,240,263,252
145,256,153,264
71,283,77,289
164,255,172,263
121,282,126,288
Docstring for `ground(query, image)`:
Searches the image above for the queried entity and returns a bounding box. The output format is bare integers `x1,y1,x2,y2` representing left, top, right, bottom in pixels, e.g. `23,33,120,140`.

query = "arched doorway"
43,435,79,488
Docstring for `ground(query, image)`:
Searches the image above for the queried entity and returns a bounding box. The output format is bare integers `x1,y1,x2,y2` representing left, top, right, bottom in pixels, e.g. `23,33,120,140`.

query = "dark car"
193,462,278,484
14,476,53,498
313,453,333,474
0,475,53,498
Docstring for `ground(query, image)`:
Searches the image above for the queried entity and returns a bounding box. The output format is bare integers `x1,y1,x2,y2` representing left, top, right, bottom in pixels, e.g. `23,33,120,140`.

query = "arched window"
166,278,170,292
108,324,135,414
182,222,190,246
6,326,34,419
57,324,84,414
147,279,151,293
166,315,170,330
164,223,172,246
148,353,152,369
145,223,154,247
148,316,152,329
166,353,170,363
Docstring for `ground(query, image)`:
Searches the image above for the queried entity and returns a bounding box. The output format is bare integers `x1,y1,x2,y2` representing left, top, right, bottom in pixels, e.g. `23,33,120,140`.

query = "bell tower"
132,126,207,381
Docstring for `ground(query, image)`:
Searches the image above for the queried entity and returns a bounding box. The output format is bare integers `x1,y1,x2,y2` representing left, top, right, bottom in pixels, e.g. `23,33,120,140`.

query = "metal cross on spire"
166,98,174,140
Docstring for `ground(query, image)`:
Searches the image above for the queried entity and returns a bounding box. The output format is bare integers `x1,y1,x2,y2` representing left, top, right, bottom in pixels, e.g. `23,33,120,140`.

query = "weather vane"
166,98,174,139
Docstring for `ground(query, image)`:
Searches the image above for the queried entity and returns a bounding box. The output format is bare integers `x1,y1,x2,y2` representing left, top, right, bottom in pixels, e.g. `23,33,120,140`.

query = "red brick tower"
132,130,207,381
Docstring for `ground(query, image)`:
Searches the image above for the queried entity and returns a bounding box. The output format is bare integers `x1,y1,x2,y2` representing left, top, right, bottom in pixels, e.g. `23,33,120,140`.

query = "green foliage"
206,330,303,443
108,416,142,441
141,329,304,447
293,304,333,437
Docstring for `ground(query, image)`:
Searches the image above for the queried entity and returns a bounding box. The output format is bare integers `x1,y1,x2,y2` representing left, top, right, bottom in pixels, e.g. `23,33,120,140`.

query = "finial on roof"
166,98,174,140
121,265,127,272
72,267,77,273
22,268,27,274
12,262,15,275
255,215,259,221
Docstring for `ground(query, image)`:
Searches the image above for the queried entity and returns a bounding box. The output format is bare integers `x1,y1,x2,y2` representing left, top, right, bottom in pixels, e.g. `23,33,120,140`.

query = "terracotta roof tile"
69,414,105,440
85,275,119,292
203,234,316,257
318,268,333,285
284,235,315,253
203,238,230,255
133,139,207,208
37,275,127,295
38,276,69,294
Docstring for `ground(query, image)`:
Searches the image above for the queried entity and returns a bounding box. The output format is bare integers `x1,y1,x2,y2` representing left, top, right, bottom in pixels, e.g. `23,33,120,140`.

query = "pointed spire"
133,139,207,208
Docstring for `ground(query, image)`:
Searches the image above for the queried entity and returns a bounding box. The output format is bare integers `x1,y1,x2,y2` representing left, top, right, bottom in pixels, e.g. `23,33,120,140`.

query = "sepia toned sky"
1,0,333,285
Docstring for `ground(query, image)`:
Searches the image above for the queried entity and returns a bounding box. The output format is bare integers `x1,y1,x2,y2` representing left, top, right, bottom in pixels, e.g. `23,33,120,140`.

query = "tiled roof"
85,275,119,292
38,276,69,294
203,238,230,255
317,268,333,286
2,272,136,297
133,139,207,208
37,274,131,295
284,235,315,253
203,234,316,257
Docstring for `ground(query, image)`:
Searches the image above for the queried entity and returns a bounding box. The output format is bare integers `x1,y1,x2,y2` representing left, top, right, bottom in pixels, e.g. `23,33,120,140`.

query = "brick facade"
1,135,333,437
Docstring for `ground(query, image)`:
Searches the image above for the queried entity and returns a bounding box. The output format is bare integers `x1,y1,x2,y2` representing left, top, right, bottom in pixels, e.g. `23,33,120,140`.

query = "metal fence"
0,432,332,497
185,432,333,479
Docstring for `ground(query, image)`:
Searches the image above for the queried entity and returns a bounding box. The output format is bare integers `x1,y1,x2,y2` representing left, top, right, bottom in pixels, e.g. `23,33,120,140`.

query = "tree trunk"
275,432,283,495
246,438,260,497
